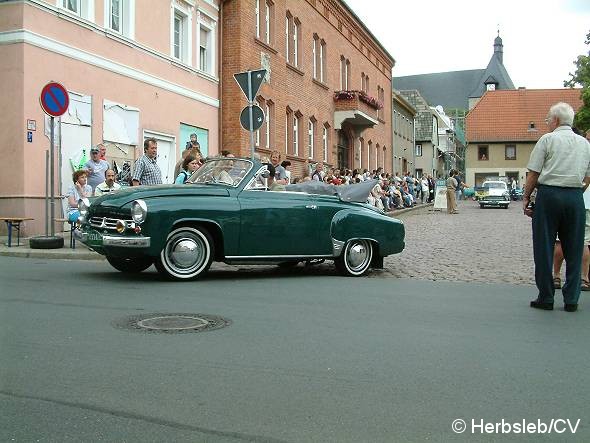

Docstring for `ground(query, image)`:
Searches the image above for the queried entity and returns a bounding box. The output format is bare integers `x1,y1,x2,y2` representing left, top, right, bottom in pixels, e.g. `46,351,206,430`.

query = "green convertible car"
75,158,405,280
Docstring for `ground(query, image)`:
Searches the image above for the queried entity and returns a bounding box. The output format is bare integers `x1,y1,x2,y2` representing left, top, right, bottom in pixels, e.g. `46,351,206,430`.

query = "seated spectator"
94,169,121,196
281,160,292,184
175,155,200,184
311,162,325,181
66,170,92,222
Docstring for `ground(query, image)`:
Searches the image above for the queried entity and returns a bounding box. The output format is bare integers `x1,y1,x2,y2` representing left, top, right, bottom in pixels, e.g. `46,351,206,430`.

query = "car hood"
486,188,507,196
92,184,230,208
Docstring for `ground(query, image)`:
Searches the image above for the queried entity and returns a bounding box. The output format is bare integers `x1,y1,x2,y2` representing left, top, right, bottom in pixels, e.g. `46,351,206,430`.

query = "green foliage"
564,30,590,133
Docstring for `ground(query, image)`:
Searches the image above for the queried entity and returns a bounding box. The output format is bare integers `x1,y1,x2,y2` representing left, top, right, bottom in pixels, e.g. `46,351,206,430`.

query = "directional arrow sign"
240,105,265,132
234,69,267,102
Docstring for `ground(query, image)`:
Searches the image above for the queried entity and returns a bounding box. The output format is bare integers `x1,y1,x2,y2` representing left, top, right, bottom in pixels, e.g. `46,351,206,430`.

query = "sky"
344,0,590,89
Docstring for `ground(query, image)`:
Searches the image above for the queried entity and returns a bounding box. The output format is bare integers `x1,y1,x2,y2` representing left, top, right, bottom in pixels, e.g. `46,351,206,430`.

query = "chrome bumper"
75,230,150,248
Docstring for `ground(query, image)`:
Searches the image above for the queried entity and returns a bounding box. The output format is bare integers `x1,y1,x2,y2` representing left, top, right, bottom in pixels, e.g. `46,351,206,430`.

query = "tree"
564,30,590,133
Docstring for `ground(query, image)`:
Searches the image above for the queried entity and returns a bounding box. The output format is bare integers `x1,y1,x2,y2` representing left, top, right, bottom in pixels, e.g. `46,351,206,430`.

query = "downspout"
218,0,225,156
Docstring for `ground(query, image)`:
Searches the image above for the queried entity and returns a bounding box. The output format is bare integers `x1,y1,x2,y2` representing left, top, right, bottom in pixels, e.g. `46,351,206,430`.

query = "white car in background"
479,181,510,209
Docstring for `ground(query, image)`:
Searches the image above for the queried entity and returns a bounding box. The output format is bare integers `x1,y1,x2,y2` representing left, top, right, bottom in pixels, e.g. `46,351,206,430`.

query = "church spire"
494,29,504,64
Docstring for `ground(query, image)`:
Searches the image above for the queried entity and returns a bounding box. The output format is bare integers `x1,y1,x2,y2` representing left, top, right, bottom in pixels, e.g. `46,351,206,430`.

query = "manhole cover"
113,313,231,334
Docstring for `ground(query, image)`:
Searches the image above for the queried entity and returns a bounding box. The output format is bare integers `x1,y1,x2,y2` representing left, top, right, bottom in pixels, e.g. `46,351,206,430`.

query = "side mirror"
259,169,271,179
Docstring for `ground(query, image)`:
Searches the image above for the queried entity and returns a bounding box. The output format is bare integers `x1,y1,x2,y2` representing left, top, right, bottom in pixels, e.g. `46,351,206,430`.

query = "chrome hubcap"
347,241,370,271
171,238,202,268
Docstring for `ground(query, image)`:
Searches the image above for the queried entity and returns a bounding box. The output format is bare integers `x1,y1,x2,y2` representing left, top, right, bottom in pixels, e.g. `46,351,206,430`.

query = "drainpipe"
218,0,225,156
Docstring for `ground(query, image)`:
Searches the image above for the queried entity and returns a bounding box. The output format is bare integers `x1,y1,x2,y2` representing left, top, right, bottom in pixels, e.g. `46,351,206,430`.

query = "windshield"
188,159,252,186
483,182,506,190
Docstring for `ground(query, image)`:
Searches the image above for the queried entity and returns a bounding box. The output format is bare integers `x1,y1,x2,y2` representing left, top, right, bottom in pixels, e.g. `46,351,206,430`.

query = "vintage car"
75,158,405,280
479,180,510,209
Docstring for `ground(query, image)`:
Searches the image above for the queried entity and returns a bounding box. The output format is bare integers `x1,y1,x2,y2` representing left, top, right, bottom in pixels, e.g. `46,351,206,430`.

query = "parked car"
75,158,405,280
479,180,510,209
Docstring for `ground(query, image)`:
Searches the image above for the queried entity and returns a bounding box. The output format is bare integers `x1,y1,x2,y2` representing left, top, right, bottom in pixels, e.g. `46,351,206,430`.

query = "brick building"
221,0,394,177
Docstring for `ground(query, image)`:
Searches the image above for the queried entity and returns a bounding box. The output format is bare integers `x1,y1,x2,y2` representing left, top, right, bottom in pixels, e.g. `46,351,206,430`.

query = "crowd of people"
65,134,442,219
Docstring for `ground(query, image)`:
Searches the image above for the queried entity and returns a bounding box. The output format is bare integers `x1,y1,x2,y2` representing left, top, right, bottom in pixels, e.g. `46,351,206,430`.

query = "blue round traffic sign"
40,82,69,117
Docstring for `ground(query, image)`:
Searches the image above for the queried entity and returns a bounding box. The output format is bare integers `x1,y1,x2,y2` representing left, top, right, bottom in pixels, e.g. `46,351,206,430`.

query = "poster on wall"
180,123,208,157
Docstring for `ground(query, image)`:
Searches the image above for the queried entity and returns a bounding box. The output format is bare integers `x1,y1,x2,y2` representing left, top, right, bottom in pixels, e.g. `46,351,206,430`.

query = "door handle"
305,205,317,210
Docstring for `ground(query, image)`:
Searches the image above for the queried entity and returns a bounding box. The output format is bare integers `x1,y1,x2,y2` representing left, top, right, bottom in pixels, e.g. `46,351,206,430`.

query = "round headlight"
78,198,90,216
131,200,147,224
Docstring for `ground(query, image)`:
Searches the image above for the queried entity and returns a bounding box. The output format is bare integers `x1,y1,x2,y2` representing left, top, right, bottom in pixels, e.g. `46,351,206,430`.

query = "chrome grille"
89,217,133,231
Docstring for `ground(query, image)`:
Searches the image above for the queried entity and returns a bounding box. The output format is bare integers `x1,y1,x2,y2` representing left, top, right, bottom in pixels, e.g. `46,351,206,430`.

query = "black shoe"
564,304,578,312
530,300,554,310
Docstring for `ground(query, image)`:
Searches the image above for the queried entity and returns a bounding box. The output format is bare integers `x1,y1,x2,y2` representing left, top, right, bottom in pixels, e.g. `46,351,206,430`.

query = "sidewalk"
0,203,432,261
0,235,103,260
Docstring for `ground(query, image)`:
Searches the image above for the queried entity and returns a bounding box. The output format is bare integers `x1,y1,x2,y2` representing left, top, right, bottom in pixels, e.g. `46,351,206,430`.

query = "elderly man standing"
132,137,162,186
524,102,590,312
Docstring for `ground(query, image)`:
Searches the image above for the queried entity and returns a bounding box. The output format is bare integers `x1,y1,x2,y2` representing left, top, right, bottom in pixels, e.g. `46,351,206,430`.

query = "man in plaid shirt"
132,137,162,186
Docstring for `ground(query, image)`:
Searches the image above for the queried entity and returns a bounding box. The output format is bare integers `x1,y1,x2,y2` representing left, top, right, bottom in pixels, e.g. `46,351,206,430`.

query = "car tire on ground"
29,236,64,249
480,204,485,209
156,226,214,280
106,256,153,273
335,239,373,276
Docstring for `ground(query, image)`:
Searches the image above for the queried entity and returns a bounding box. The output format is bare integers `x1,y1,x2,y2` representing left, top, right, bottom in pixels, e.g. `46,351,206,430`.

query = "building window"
359,138,365,168
313,37,317,79
308,119,315,159
197,22,215,75
361,73,365,92
62,0,94,20
323,125,329,162
293,114,299,156
256,0,260,39
285,15,290,60
375,144,380,169
110,0,121,31
377,86,385,120
478,145,489,161
63,0,80,14
171,6,191,63
415,144,422,157
256,0,273,44
285,13,300,67
505,145,516,160
340,57,350,89
285,110,290,155
265,101,273,150
105,0,134,38
319,40,325,82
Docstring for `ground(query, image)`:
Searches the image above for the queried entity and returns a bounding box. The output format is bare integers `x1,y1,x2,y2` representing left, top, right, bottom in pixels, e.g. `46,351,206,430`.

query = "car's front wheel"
106,256,153,273
336,239,373,276
155,226,214,280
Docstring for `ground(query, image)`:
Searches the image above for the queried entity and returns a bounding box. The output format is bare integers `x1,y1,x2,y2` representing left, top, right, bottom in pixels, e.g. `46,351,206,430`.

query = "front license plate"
87,230,103,246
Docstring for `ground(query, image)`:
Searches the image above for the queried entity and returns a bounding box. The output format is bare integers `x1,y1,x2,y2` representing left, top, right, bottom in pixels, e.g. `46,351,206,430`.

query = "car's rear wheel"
336,239,373,276
480,203,485,209
106,256,153,273
156,226,213,280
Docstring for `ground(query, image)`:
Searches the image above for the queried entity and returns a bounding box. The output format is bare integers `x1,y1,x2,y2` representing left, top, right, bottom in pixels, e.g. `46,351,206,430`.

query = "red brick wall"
222,0,393,178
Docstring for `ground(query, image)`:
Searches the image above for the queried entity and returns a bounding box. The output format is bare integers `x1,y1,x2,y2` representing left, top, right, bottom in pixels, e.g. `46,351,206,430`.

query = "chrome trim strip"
102,235,151,247
225,254,332,259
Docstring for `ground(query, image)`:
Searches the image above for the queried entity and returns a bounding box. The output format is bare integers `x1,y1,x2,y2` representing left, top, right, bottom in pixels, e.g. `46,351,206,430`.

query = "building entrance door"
337,130,350,170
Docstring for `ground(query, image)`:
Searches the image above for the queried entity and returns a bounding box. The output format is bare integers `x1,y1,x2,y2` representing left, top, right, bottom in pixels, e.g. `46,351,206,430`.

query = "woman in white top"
66,170,92,222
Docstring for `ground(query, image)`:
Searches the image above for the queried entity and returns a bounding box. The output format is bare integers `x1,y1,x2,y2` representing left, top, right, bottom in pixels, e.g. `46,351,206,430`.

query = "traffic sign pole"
50,117,55,236
247,72,255,160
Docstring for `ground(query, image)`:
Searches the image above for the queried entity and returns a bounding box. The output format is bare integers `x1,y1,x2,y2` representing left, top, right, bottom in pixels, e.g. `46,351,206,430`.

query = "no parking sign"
40,81,69,117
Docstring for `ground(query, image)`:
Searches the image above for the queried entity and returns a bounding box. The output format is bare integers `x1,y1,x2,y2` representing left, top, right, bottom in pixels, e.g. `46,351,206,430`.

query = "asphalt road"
1,257,588,442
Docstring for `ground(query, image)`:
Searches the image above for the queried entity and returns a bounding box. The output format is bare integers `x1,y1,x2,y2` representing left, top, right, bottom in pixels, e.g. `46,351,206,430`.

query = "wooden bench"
55,218,77,249
0,217,34,247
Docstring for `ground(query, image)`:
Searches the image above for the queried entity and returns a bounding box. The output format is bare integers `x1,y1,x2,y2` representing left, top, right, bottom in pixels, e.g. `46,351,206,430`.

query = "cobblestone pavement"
382,199,535,285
